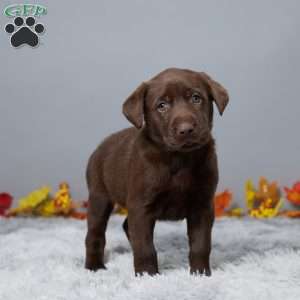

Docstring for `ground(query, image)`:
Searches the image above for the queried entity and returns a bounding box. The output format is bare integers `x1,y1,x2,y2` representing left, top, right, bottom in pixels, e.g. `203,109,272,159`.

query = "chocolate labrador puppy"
85,68,229,276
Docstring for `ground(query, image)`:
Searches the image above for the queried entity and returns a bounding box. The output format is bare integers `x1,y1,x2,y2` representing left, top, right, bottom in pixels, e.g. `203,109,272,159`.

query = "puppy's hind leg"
85,185,113,271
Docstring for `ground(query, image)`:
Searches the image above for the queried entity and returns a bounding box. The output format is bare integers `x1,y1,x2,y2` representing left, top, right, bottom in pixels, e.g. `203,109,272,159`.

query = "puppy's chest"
169,167,194,190
151,168,196,220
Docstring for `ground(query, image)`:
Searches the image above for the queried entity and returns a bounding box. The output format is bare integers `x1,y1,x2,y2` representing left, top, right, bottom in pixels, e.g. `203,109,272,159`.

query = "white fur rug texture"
1,215,300,300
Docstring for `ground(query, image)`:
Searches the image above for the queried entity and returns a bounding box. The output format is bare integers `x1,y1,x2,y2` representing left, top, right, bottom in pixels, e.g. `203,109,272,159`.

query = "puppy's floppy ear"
200,72,229,115
122,82,148,129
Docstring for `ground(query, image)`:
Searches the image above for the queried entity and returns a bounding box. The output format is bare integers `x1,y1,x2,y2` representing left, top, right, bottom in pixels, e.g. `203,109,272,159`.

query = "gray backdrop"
1,0,299,205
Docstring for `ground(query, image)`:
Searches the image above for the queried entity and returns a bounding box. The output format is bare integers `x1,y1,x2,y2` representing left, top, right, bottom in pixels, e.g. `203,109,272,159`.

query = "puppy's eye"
157,101,169,112
191,93,202,104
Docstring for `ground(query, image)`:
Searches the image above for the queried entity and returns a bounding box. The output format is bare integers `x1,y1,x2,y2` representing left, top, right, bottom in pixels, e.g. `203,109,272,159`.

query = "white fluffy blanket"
1,216,300,300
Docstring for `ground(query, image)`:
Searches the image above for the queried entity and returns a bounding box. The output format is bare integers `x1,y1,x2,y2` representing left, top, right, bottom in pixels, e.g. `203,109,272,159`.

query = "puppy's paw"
190,267,211,277
134,263,159,276
85,260,106,272
135,270,160,277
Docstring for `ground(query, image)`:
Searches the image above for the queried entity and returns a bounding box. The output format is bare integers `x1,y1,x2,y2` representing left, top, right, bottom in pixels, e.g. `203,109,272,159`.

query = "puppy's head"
123,68,229,152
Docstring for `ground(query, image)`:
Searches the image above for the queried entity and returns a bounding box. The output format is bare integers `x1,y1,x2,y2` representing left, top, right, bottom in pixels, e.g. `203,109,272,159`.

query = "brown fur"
85,68,229,276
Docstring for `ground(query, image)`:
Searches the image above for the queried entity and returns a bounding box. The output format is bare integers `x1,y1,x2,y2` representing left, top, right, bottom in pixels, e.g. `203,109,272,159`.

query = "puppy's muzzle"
175,122,195,139
171,116,198,142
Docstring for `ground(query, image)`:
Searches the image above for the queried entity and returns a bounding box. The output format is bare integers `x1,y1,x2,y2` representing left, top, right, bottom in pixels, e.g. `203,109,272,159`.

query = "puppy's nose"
176,122,195,137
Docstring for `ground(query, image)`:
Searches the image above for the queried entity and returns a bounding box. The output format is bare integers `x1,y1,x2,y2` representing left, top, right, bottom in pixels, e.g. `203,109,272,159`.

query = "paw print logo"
5,17,45,48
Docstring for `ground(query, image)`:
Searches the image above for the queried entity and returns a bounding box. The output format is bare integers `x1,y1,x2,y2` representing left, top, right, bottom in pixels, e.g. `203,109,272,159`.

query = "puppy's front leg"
127,208,158,276
187,200,214,276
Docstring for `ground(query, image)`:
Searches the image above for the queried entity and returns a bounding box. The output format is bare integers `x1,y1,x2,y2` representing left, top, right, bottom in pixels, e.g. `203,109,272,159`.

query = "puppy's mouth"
165,140,202,152
164,135,210,152
181,142,200,149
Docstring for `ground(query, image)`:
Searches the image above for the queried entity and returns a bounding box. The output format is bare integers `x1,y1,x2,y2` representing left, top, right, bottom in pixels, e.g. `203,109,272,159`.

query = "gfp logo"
3,4,47,48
